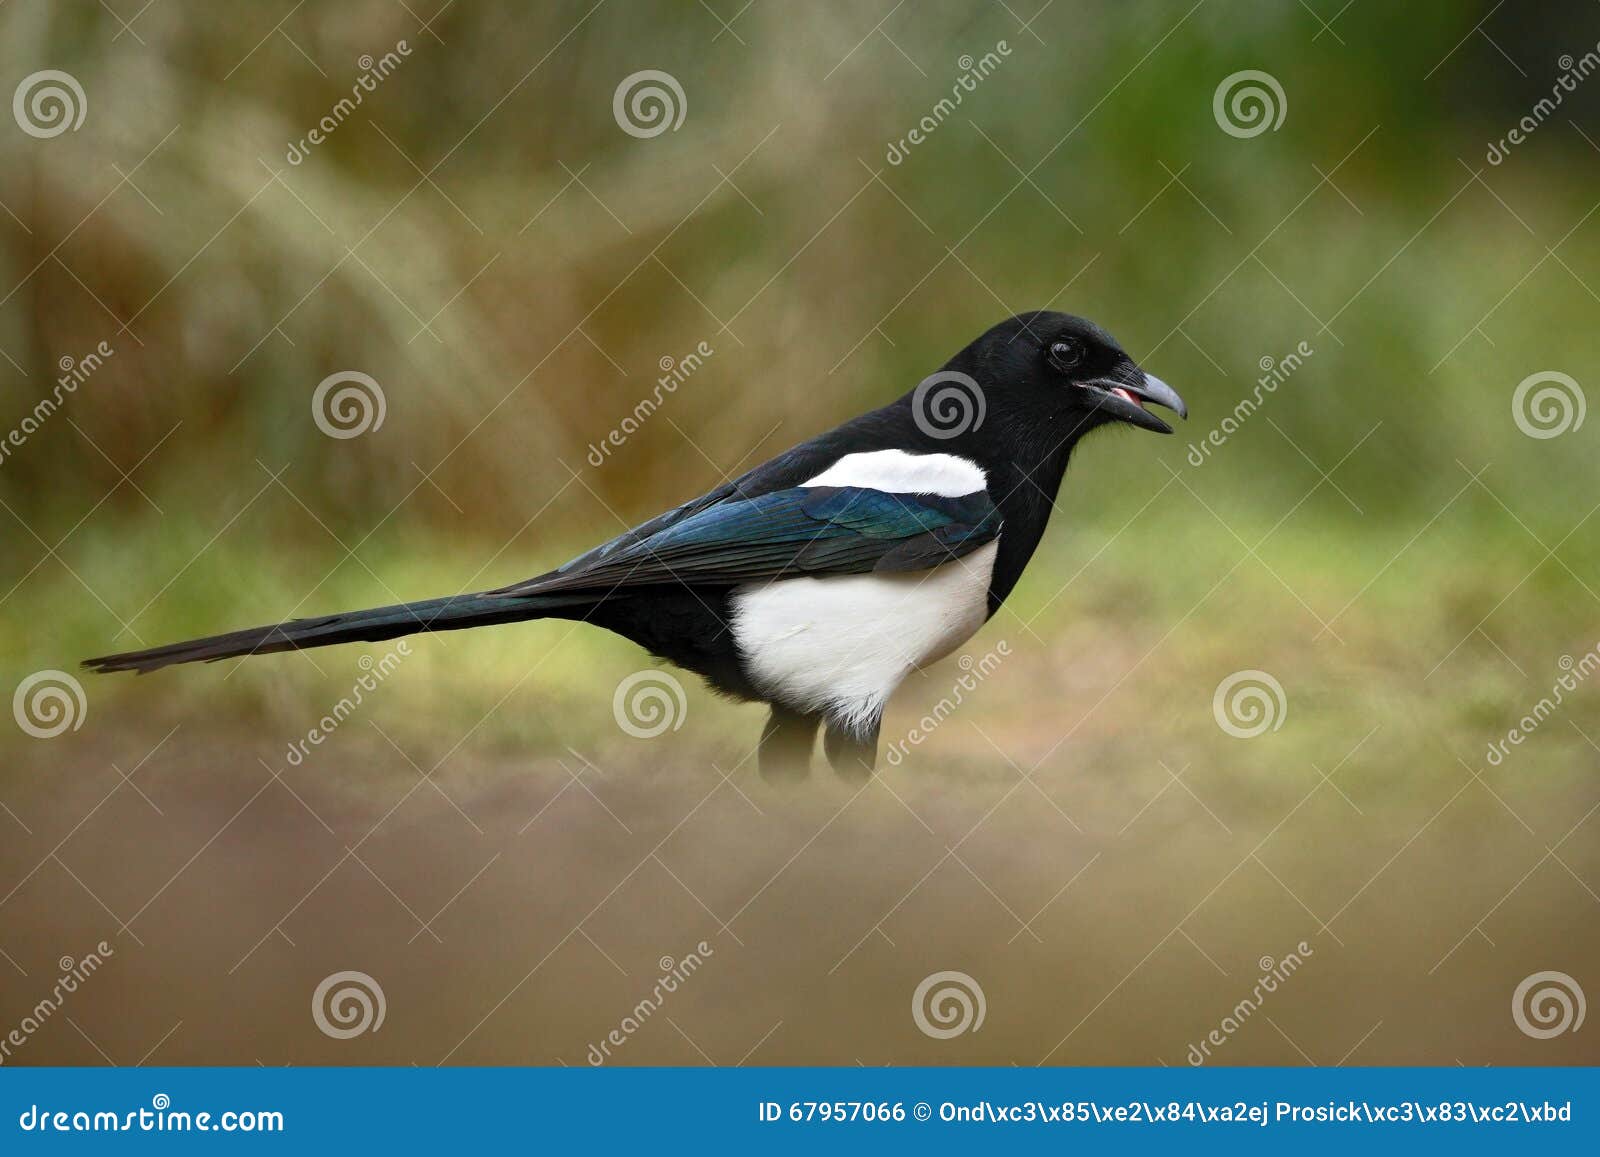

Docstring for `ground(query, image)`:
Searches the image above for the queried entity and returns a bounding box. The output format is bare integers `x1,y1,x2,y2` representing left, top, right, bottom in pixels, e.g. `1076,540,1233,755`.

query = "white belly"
730,540,998,732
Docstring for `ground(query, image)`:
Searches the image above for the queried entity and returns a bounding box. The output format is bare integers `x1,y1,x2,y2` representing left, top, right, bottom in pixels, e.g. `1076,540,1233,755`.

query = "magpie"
84,311,1185,779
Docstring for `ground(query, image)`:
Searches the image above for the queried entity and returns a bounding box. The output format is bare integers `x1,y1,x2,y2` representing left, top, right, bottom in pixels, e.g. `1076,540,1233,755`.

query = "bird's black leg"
759,703,820,781
823,717,880,782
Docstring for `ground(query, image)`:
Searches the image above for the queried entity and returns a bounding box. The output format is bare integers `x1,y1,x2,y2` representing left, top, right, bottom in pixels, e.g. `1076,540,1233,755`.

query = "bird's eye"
1048,340,1083,369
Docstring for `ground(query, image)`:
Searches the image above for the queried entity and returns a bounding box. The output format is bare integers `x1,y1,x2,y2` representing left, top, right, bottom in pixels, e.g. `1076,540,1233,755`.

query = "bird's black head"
947,310,1188,439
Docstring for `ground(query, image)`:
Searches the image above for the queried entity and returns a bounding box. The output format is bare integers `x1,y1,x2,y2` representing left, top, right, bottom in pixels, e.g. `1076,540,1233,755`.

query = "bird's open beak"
1086,371,1188,434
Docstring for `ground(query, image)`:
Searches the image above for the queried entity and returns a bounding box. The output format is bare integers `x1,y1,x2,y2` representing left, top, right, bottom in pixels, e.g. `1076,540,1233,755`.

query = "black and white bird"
85,311,1185,778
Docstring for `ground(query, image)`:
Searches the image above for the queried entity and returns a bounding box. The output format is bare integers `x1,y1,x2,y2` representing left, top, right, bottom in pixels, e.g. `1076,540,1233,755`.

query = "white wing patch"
732,450,996,734
802,449,986,498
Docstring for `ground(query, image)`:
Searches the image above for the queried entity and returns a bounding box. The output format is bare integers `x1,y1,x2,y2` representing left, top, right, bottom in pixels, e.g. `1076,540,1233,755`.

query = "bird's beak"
1085,371,1188,434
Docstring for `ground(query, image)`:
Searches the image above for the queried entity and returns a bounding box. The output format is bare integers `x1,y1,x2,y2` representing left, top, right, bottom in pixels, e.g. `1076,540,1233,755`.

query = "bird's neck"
840,395,1085,610
982,443,1076,612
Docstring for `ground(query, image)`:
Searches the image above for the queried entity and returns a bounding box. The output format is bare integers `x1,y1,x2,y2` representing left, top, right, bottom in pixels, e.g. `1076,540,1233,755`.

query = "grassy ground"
4,487,1597,1065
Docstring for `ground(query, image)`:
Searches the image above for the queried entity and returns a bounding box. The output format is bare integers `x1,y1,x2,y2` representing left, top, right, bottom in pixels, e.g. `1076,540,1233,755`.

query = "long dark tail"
83,590,592,676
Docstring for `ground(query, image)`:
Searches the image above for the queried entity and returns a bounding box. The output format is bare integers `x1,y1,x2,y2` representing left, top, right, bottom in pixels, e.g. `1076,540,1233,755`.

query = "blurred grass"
11,493,1594,778
0,0,1596,799
2,0,1598,552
